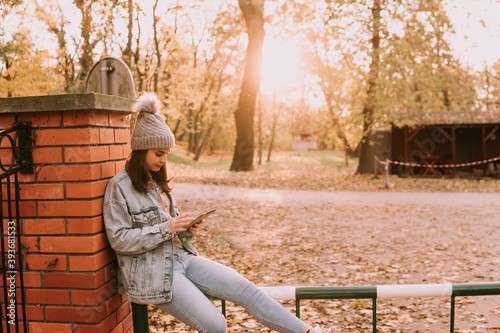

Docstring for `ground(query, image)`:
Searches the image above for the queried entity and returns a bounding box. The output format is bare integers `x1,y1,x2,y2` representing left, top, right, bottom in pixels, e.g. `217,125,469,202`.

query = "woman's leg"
156,251,227,333
180,250,307,333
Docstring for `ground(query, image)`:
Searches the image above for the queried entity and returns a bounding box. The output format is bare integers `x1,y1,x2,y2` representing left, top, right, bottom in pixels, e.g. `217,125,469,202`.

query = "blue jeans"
157,247,307,333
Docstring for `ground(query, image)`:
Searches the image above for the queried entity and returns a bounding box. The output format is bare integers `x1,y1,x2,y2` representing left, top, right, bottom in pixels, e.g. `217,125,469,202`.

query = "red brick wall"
0,95,134,333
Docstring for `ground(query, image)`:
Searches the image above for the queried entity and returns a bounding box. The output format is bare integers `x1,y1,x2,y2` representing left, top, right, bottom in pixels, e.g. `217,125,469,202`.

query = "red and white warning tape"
375,156,500,168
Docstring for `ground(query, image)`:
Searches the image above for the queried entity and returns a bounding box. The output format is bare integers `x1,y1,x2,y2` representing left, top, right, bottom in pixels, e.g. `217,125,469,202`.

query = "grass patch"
170,148,358,169
269,150,358,166
168,152,231,168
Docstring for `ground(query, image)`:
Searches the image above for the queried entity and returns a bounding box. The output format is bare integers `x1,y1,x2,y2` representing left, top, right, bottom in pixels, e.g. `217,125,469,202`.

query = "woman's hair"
125,150,173,194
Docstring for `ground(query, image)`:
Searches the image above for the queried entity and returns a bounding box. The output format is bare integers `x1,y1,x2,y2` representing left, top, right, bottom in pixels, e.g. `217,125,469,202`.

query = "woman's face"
145,149,170,172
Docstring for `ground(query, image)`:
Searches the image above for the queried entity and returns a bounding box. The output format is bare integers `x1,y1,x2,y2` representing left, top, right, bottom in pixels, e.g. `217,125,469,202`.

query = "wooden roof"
391,110,500,127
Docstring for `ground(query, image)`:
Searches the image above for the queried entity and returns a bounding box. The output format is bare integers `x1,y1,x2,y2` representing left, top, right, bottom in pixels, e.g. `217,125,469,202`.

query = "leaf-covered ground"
168,149,500,193
148,149,500,332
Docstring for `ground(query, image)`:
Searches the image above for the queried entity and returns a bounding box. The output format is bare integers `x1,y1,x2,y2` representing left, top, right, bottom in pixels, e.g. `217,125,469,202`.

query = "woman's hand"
168,213,193,234
188,219,205,235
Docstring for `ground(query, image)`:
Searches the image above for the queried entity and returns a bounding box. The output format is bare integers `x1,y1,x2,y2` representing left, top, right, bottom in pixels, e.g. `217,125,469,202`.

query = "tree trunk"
122,0,134,68
192,110,200,154
133,5,144,91
356,0,381,174
74,0,96,91
326,103,353,156
5,58,12,97
257,91,263,165
194,124,212,161
172,118,182,136
153,0,161,93
187,107,194,152
230,0,265,172
319,78,353,158
266,102,281,162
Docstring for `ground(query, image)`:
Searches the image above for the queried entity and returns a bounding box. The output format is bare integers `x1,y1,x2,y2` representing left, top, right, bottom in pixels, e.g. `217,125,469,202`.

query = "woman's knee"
198,312,226,333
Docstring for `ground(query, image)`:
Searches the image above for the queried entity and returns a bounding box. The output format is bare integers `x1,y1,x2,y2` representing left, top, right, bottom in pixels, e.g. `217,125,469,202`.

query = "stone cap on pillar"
0,93,134,114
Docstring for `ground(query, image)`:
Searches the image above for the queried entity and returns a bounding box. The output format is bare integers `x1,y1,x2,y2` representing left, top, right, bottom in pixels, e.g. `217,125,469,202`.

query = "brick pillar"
0,94,134,333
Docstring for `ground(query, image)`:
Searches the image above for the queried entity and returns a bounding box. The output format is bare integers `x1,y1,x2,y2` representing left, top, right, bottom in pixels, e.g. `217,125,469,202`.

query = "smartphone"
185,209,217,229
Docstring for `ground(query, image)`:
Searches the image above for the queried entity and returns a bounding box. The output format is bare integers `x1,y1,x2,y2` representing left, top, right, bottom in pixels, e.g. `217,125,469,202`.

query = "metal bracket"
18,121,33,174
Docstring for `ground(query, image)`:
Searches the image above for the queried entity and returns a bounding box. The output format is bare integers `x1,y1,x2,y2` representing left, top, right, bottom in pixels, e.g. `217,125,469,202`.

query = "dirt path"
168,184,500,332
174,183,500,209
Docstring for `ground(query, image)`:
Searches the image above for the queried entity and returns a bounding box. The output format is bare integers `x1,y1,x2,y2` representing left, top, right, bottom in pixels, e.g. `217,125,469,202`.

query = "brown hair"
125,150,173,194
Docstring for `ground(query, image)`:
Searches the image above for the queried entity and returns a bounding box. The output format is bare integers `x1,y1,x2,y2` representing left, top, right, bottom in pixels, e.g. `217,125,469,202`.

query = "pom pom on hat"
132,92,162,114
131,93,175,150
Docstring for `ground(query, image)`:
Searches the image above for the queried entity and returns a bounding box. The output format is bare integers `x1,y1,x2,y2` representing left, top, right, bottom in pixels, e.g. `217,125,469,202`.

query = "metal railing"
0,121,33,333
224,282,500,333
132,282,500,332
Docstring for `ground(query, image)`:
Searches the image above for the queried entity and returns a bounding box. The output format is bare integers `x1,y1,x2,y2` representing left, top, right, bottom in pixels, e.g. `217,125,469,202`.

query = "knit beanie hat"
131,93,175,150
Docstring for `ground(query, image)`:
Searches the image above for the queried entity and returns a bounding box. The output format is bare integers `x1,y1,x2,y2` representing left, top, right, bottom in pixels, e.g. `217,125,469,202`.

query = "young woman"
103,93,330,333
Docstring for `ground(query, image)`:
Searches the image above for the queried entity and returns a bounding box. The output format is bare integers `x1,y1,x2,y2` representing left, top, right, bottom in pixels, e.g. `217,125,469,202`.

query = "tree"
121,0,134,68
478,62,500,111
1,1,62,96
35,0,125,93
130,1,242,158
356,0,382,174
0,0,22,63
191,3,245,160
132,2,145,91
378,0,476,116
73,0,98,90
73,0,122,91
152,0,161,93
0,0,22,14
288,0,473,172
0,29,62,97
230,0,265,171
35,0,76,92
266,94,282,162
304,47,361,158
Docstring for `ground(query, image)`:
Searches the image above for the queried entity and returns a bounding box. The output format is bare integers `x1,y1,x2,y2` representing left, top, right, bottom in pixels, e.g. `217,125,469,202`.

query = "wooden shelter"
391,111,500,176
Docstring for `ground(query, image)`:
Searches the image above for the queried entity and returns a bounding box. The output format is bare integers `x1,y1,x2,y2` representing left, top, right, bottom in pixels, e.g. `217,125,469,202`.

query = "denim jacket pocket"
131,206,159,227
124,250,157,296
130,256,139,288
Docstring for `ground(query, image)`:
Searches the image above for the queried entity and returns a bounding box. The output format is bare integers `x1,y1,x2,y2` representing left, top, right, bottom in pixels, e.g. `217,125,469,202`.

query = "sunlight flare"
260,35,304,95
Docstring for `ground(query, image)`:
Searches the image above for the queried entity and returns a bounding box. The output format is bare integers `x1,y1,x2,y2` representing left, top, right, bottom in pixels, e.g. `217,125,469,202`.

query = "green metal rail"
131,282,500,332
233,283,500,333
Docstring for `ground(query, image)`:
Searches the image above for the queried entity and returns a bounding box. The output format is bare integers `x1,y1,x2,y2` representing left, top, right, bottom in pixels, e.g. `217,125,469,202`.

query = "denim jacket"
103,169,199,304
